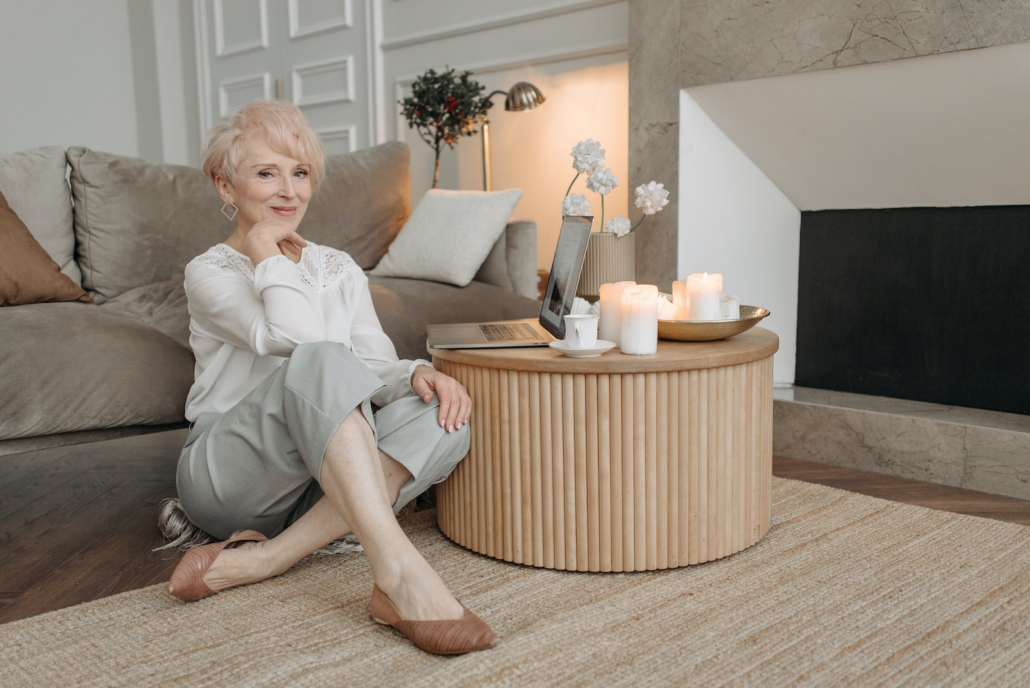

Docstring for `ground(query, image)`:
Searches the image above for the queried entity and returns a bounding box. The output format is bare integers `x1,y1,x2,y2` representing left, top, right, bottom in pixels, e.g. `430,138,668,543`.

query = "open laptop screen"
539,215,593,339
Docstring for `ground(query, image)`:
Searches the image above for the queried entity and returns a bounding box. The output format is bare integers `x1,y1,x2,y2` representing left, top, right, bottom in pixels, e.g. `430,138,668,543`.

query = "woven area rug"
4,478,1030,686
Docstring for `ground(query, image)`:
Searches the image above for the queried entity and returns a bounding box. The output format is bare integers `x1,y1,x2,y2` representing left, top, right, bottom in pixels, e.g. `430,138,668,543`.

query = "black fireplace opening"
795,206,1030,416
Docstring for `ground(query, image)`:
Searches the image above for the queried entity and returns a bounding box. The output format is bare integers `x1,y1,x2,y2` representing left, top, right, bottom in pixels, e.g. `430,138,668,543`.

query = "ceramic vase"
577,231,635,298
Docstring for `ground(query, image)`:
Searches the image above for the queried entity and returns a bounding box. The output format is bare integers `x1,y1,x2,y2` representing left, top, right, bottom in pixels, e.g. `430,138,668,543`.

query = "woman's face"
218,137,313,235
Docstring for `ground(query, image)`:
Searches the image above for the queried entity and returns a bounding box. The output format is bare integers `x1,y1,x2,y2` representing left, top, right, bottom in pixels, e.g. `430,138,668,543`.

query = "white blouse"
183,242,430,422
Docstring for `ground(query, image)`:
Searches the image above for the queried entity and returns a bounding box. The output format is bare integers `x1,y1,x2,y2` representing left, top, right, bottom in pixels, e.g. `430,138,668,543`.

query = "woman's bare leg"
193,436,414,594
318,409,463,621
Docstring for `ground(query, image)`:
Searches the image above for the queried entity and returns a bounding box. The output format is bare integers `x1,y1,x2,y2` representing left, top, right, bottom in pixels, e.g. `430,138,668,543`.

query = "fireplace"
630,1,1030,389
629,1,1030,498
796,206,1030,416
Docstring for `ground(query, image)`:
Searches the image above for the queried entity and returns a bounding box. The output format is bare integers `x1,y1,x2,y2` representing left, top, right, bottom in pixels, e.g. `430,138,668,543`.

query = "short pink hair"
202,99,326,190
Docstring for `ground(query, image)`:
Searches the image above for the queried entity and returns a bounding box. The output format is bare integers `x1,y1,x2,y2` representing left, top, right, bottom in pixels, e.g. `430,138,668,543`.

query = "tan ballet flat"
167,530,268,601
369,584,497,655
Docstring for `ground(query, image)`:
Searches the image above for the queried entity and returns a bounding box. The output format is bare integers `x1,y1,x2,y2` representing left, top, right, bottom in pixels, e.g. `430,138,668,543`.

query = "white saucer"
549,340,616,358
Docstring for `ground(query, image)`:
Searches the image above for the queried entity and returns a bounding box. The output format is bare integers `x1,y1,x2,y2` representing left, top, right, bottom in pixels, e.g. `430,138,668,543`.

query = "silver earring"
221,202,238,221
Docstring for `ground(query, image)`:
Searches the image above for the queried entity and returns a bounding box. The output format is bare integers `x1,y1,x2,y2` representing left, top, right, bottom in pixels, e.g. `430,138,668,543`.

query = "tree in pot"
399,68,492,188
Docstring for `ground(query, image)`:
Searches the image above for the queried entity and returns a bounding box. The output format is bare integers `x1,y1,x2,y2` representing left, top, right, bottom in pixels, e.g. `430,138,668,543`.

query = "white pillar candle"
598,281,635,345
620,285,659,355
720,294,740,320
657,294,678,320
672,280,689,319
685,272,723,321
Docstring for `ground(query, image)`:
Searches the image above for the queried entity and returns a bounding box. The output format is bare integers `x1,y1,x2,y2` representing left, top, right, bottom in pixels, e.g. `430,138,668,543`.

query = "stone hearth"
775,388,1030,501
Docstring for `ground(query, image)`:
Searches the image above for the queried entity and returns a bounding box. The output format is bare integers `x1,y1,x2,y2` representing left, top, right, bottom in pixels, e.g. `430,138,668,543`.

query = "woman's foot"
198,540,285,593
370,585,496,655
168,530,278,600
374,552,464,621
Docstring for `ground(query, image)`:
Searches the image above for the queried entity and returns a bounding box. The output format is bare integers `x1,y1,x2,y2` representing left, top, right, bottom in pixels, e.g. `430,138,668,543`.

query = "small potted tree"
399,67,492,188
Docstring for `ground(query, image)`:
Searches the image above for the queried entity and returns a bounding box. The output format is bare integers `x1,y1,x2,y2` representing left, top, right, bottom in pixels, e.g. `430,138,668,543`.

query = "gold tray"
658,305,770,342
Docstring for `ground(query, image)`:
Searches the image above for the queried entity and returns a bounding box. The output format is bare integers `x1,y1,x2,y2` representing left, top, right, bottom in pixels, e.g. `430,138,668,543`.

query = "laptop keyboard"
479,323,543,342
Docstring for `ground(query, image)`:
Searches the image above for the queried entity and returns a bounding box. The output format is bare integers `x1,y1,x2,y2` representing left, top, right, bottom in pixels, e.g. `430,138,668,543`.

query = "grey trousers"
176,341,470,540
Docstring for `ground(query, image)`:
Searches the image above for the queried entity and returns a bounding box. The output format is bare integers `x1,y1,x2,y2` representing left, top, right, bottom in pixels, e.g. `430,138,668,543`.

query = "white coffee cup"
564,314,599,349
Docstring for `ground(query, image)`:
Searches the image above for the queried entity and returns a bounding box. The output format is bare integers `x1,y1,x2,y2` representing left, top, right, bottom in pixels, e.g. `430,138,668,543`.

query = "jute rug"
3,478,1030,687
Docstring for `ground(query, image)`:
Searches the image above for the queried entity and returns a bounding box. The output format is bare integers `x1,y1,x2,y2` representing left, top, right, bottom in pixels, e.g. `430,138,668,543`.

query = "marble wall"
629,0,1030,288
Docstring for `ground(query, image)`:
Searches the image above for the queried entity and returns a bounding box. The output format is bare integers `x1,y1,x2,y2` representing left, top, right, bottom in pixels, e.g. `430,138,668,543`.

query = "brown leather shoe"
369,584,497,655
167,530,268,601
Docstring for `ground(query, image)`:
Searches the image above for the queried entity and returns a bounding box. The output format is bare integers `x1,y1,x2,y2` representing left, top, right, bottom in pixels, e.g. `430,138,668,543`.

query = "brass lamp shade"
504,82,546,111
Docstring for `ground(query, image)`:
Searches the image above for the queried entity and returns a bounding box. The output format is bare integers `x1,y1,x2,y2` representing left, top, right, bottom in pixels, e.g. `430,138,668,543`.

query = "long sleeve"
184,242,428,421
347,271,431,407
185,255,327,358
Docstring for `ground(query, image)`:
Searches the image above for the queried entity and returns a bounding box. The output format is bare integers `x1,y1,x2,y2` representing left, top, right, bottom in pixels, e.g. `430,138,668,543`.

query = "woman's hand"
411,365,471,433
241,220,308,265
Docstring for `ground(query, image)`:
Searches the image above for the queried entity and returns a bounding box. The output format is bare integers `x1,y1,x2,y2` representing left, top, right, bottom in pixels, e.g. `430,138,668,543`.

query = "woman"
161,99,495,655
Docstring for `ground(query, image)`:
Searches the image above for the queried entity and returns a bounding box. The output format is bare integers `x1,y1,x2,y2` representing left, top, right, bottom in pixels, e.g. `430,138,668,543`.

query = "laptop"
427,215,593,348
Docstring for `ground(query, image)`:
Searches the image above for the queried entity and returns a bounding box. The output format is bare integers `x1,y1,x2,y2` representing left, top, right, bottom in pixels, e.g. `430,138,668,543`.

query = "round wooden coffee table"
429,327,778,572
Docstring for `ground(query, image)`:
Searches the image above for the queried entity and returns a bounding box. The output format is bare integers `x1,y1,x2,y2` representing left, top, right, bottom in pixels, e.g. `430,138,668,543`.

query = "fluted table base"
432,334,776,572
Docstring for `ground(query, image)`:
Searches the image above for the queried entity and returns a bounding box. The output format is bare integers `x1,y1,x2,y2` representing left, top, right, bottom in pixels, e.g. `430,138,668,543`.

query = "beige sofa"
0,142,539,454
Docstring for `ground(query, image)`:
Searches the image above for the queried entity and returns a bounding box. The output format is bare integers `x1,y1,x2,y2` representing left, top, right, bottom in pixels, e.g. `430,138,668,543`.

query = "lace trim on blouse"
191,243,357,291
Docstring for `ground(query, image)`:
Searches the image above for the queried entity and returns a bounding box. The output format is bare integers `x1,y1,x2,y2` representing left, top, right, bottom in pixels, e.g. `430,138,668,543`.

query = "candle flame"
703,272,708,278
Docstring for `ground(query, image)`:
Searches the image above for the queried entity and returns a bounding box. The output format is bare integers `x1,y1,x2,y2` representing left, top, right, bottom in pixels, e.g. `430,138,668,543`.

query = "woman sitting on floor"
159,99,495,655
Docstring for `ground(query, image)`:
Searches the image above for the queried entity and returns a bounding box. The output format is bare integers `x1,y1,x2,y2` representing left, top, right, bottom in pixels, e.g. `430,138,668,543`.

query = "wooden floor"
2,429,1030,626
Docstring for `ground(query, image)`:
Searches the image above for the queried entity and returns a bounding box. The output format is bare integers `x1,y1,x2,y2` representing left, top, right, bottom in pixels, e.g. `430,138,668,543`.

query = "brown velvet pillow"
0,188,92,306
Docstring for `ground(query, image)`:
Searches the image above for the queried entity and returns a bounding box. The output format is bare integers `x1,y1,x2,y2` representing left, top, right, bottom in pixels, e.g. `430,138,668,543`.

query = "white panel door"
198,0,368,155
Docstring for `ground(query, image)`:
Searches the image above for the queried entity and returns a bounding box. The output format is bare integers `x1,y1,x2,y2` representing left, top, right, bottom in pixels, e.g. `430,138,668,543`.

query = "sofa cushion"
0,146,81,285
368,276,541,361
67,147,227,304
100,279,190,349
300,142,411,270
0,189,92,306
372,189,522,287
0,303,193,440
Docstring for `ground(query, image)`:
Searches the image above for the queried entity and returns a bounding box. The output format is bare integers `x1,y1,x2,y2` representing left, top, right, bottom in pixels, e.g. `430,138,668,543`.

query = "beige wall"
383,0,629,269
428,56,628,269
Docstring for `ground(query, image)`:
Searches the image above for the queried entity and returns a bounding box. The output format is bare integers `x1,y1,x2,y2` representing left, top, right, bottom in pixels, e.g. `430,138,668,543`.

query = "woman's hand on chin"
411,366,471,433
242,220,308,265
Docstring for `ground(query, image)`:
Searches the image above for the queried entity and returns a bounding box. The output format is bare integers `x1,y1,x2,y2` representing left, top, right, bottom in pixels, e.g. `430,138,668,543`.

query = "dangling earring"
221,202,238,221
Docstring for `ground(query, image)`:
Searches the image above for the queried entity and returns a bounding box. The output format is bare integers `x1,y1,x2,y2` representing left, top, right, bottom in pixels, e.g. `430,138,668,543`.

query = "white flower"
586,168,618,195
571,139,606,174
605,215,631,237
561,193,592,217
634,181,670,215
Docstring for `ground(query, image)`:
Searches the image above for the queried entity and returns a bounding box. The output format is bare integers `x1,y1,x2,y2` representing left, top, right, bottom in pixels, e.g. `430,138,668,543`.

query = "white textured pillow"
371,188,522,286
0,146,80,285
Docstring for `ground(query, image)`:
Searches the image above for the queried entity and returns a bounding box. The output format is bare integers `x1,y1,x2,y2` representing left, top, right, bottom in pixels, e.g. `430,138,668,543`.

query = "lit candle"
685,272,722,320
620,284,659,355
672,280,689,319
599,281,635,345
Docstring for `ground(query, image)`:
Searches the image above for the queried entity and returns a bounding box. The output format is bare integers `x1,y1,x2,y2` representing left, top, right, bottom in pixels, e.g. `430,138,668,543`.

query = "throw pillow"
371,189,523,287
0,146,81,285
67,147,227,304
68,142,416,303
301,142,412,270
0,188,92,306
